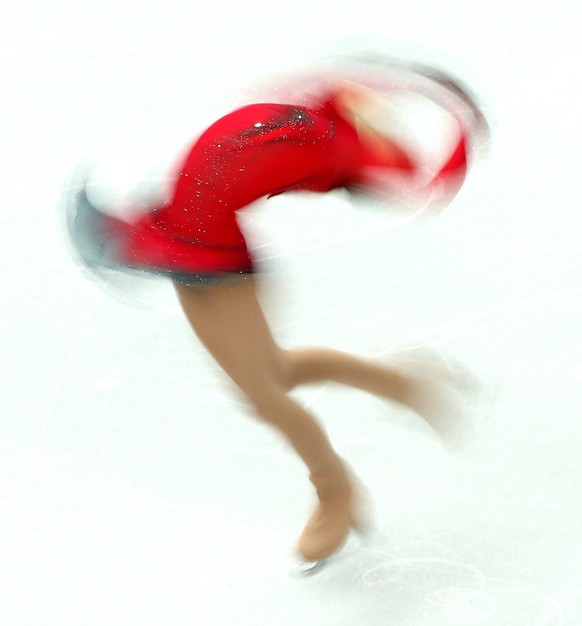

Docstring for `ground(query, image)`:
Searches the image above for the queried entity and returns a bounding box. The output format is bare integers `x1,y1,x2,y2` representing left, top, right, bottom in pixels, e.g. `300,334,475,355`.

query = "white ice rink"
2,1,582,624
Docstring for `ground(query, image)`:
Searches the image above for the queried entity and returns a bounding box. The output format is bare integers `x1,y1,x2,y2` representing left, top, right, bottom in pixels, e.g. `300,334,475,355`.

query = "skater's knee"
285,347,341,387
278,348,320,390
269,349,296,393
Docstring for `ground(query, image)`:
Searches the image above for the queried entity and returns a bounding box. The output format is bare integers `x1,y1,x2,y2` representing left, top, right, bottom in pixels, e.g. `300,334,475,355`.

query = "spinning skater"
67,59,488,567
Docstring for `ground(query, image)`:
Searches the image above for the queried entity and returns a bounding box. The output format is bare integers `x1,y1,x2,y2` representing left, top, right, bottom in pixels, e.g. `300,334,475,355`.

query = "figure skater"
67,61,488,565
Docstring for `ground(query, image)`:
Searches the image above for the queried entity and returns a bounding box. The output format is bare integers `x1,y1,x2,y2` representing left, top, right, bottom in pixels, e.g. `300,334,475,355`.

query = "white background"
1,1,581,624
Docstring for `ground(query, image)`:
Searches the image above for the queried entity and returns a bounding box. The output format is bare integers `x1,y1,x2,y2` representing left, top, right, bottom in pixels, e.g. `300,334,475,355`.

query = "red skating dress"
98,96,414,281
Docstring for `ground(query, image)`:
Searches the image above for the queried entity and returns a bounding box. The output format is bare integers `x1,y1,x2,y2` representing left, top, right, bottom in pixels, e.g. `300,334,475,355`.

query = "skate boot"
297,458,357,563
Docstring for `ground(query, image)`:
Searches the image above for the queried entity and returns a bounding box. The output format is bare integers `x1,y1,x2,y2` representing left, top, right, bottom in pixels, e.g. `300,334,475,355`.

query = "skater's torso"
149,98,373,243
117,96,390,275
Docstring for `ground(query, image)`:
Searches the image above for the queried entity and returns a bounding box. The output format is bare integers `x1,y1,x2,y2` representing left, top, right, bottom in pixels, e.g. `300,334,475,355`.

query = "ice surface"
1,1,582,624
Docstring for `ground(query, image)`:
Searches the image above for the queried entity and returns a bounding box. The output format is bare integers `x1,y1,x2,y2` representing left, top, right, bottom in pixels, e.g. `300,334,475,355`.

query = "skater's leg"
284,347,463,442
173,278,340,474
286,347,409,402
174,277,356,560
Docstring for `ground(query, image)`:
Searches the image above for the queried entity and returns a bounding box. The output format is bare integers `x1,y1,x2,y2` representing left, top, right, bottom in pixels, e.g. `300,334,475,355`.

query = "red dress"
74,96,415,281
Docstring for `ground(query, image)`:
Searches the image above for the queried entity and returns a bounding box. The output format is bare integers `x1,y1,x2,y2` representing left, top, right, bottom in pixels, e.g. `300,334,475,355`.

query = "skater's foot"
396,351,475,445
297,459,368,562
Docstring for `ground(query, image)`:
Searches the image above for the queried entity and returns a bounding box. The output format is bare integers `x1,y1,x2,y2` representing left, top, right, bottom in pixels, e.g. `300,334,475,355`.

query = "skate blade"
292,559,329,577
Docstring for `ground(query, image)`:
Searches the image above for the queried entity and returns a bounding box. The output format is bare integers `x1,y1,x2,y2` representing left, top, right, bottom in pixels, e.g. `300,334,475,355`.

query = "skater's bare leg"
286,347,409,402
285,347,464,442
174,277,358,561
174,278,340,474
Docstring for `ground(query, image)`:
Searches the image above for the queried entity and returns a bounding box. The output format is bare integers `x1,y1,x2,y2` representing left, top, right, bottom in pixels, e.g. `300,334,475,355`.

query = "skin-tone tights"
174,277,413,475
